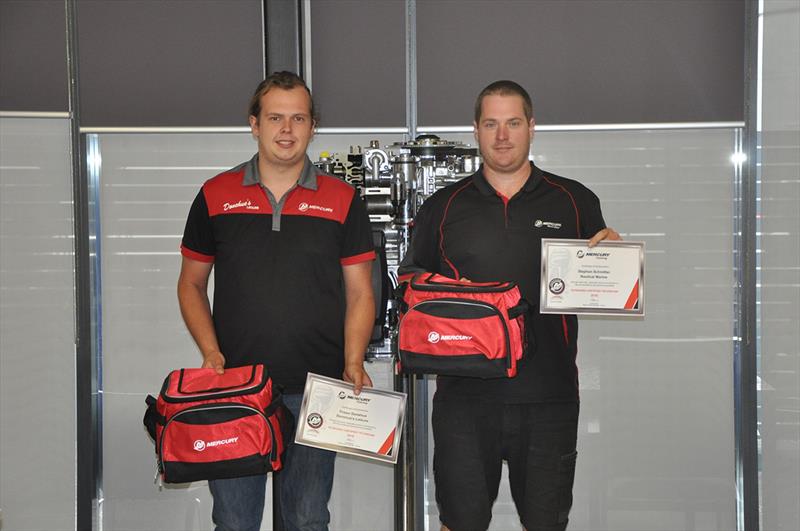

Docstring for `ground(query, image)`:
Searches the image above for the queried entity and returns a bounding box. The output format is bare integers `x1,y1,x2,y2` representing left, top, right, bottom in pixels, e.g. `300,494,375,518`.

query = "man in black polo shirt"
178,72,375,531
399,80,620,531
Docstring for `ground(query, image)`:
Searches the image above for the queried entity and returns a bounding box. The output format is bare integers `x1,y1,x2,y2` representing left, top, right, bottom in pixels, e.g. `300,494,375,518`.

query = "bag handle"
420,272,508,289
409,272,516,294
142,394,165,442
177,364,258,395
507,299,530,320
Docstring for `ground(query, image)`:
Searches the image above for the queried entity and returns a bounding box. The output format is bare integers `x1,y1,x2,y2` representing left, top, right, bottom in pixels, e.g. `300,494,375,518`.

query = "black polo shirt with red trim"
399,163,606,403
181,154,375,393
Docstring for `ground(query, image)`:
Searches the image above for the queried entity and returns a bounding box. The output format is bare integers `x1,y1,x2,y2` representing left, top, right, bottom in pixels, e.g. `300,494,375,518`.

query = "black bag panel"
398,351,509,378
411,299,500,320
163,453,272,484
169,404,260,425
143,395,160,442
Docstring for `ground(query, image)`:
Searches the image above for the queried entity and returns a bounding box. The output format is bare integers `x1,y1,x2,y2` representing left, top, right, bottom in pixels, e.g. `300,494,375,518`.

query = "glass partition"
90,125,743,530
0,117,76,529
422,128,739,531
94,132,394,531
758,1,800,530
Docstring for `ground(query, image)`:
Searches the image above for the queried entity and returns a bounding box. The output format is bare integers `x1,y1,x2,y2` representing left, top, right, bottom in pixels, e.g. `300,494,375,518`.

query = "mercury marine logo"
298,202,333,213
223,199,259,211
535,219,562,229
307,413,323,429
578,250,610,258
428,331,472,343
549,278,565,294
193,437,239,451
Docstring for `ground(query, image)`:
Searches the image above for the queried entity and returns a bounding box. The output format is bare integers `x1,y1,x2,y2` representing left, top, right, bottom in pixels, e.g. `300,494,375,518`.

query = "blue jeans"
209,393,336,531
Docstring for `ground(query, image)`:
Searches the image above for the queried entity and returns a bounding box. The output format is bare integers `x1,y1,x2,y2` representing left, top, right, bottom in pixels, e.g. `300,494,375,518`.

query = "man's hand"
588,227,622,247
343,362,373,395
202,350,226,375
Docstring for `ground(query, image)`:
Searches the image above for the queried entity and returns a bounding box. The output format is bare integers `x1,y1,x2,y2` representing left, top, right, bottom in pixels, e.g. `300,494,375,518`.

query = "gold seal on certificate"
294,373,407,464
540,239,645,316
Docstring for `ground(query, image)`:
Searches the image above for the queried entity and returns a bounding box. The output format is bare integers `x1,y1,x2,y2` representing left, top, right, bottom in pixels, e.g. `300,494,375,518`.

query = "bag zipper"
177,365,258,395
161,368,268,403
407,298,512,372
411,277,516,293
158,403,278,474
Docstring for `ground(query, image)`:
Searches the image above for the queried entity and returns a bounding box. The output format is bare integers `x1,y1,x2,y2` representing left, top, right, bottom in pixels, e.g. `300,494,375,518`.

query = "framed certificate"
294,373,407,464
540,239,645,316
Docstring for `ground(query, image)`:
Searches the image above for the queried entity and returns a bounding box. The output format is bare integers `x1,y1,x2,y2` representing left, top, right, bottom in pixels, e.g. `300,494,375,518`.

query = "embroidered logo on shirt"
298,202,333,213
534,219,562,229
223,199,260,211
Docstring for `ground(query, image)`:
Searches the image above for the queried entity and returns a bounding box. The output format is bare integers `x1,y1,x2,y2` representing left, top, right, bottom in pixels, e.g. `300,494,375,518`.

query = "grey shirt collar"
241,154,319,190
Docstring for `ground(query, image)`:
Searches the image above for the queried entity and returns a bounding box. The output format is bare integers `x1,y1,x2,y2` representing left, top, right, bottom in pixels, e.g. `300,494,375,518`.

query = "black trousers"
432,397,579,531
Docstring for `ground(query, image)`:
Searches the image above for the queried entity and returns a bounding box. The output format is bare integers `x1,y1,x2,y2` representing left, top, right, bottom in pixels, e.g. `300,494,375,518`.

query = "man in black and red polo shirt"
399,80,620,531
178,71,375,531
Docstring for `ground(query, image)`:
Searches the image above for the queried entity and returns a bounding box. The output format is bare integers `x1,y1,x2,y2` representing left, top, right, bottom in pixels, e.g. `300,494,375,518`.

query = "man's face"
474,93,534,176
249,86,315,169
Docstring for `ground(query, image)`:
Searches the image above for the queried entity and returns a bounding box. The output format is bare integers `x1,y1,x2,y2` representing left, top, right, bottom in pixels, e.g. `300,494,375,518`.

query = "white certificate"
294,373,406,464
540,239,645,316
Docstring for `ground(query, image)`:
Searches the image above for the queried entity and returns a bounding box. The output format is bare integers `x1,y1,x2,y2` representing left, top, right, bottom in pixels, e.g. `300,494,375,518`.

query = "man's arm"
177,256,225,374
341,260,375,394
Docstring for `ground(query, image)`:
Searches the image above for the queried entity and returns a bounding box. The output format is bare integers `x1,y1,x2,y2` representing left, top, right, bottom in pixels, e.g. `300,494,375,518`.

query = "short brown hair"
474,80,533,123
248,71,318,123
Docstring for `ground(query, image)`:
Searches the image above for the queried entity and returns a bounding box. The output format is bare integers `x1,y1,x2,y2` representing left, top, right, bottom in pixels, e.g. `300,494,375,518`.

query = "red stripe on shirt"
542,174,581,238
340,250,376,266
181,245,215,263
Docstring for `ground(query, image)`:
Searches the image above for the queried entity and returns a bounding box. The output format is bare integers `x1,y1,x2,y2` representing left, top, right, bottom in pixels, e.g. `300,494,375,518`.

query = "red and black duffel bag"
398,273,529,378
143,364,292,484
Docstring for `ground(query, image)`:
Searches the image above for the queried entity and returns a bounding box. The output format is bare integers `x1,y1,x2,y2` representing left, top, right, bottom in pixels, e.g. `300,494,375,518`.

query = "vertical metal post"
394,370,412,531
735,1,760,530
395,5,428,530
66,0,97,529
405,0,417,142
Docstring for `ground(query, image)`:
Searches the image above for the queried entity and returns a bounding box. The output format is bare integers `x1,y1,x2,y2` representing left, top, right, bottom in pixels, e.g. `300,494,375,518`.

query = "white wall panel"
0,117,76,529
759,2,800,530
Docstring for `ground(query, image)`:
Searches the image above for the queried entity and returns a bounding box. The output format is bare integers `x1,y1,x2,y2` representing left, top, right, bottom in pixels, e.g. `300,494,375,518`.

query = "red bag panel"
161,408,272,464
399,302,507,359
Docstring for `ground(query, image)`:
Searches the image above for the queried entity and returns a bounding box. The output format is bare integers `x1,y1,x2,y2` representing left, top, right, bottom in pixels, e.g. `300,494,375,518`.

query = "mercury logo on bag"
427,331,473,343
193,437,239,451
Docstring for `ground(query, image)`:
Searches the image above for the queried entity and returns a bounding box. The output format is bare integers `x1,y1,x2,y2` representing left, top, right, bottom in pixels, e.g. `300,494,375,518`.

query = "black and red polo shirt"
398,163,606,403
181,154,375,393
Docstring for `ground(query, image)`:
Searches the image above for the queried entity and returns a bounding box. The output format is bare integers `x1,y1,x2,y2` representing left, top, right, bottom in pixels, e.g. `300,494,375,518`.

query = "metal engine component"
315,135,480,358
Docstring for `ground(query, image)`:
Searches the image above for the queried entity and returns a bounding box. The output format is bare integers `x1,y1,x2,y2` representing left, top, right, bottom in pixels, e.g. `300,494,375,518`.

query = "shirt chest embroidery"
534,219,562,230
